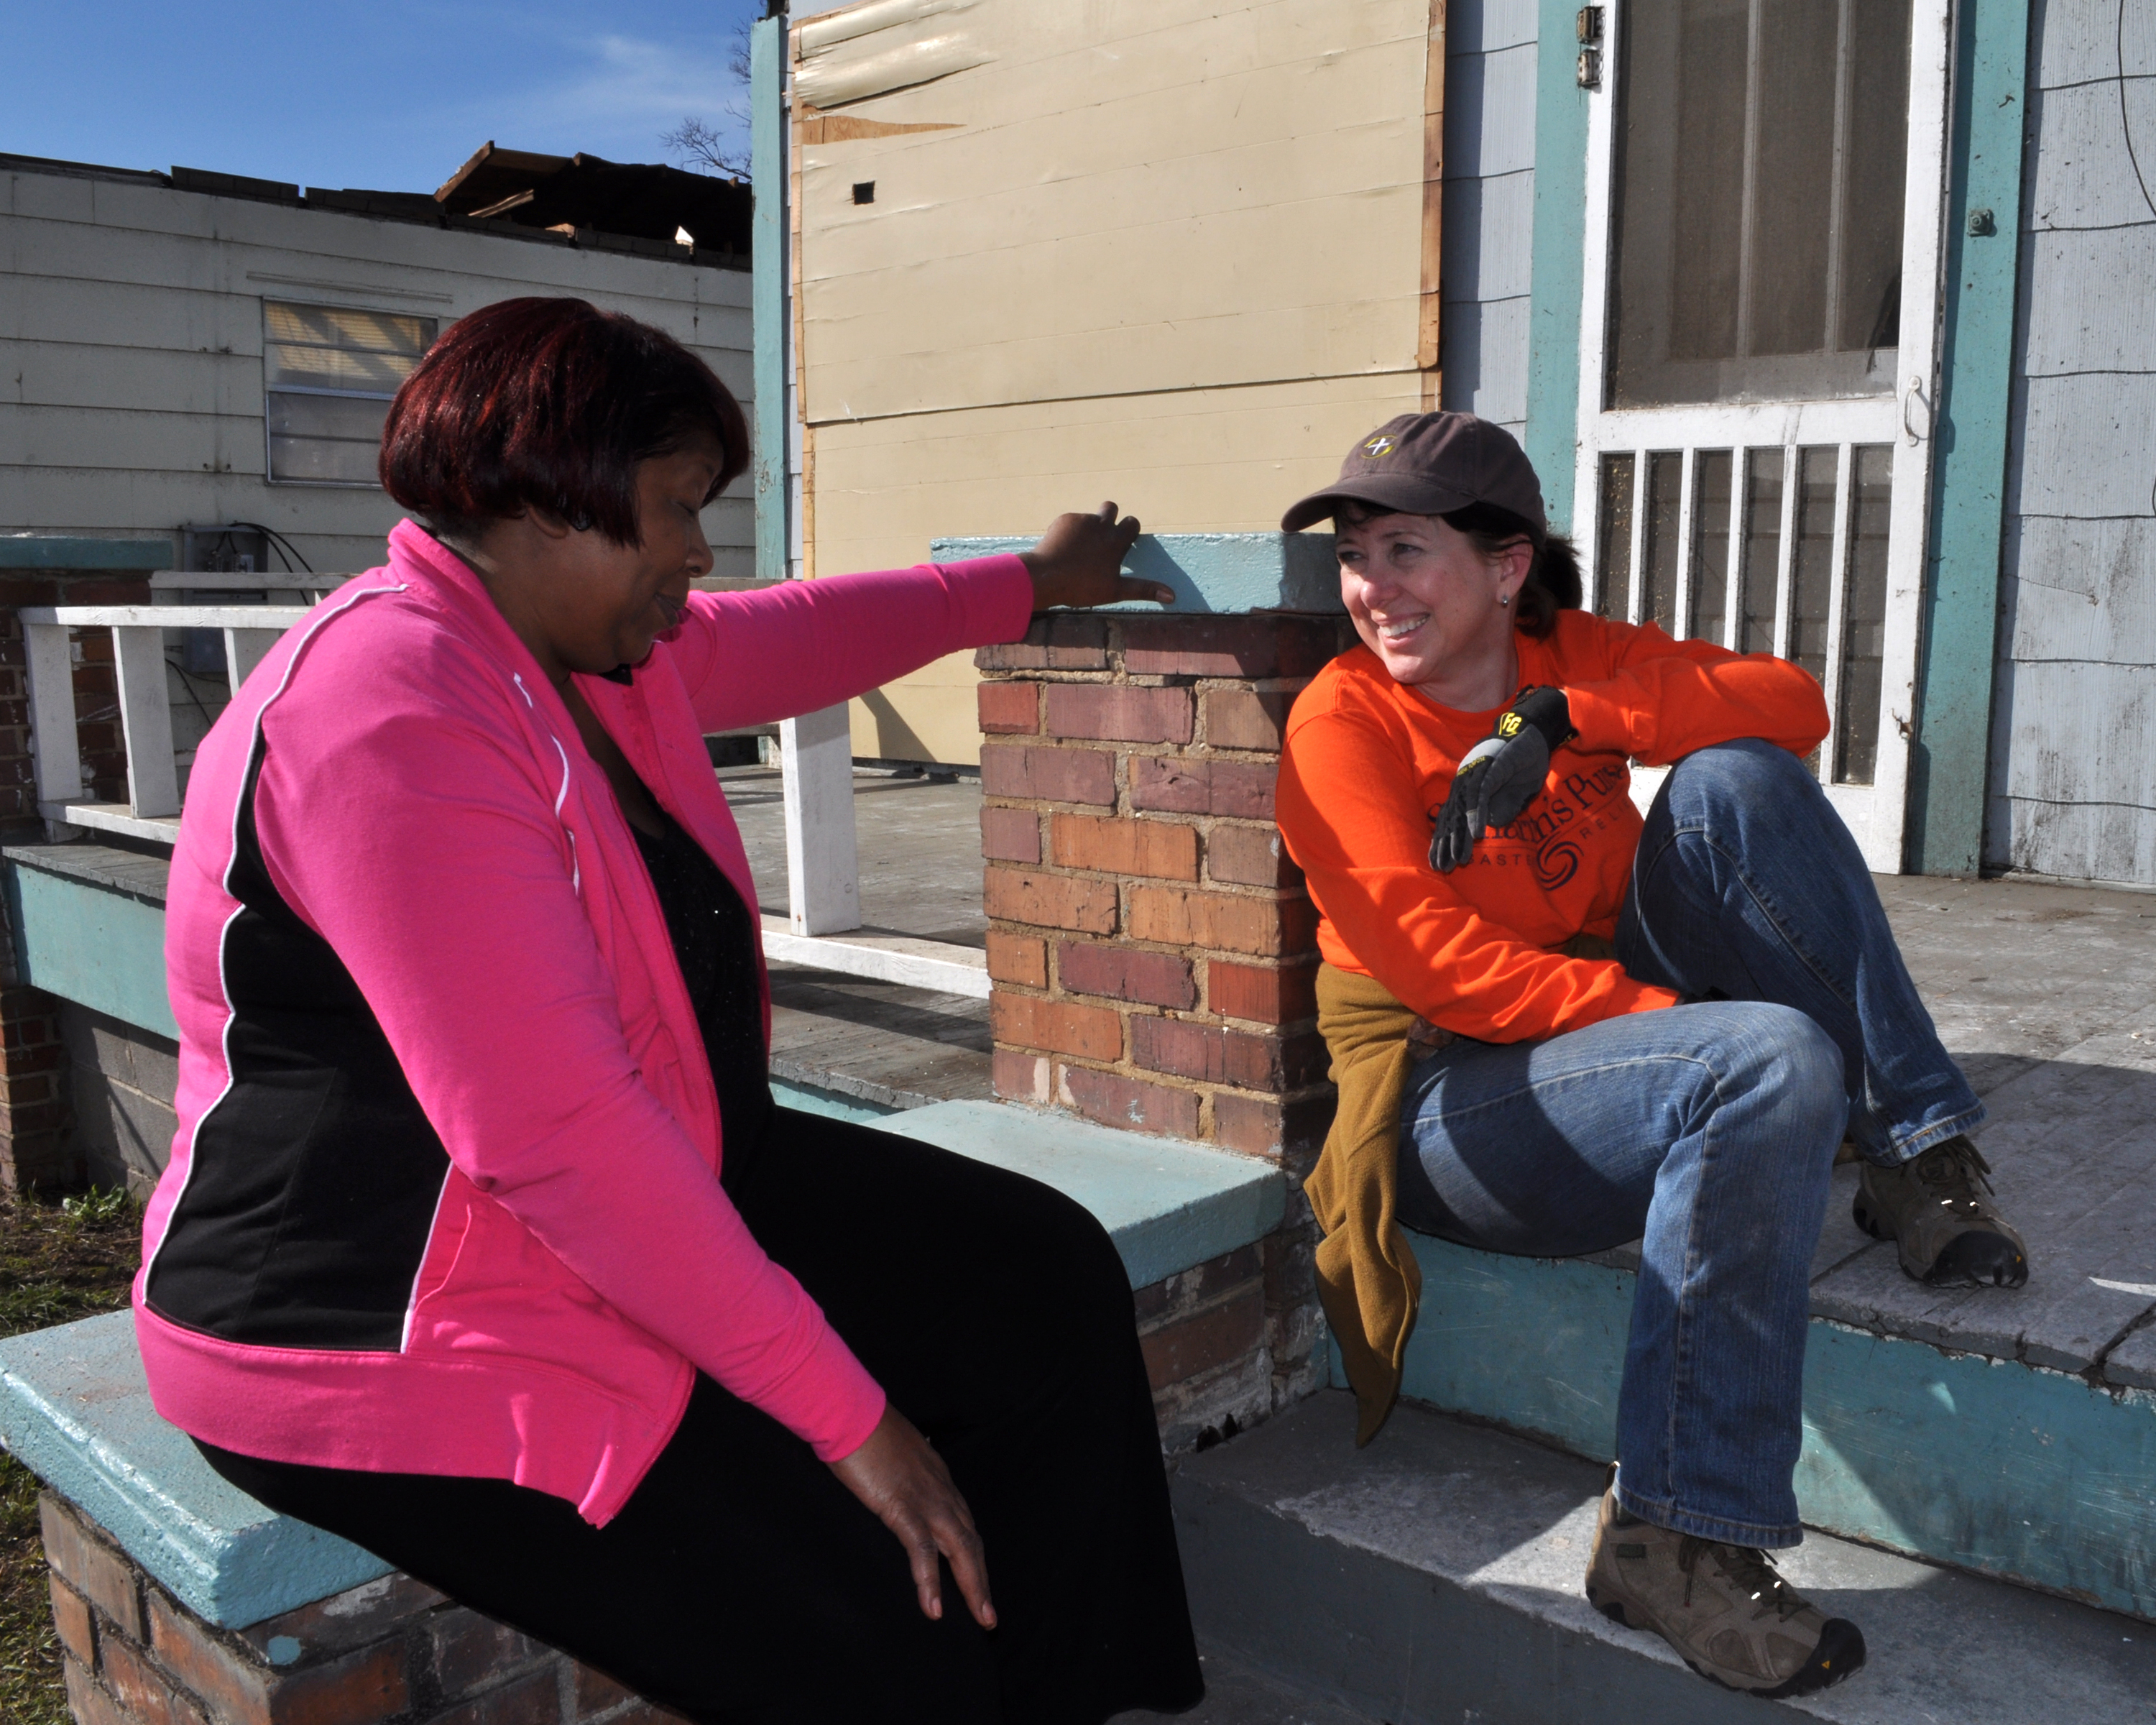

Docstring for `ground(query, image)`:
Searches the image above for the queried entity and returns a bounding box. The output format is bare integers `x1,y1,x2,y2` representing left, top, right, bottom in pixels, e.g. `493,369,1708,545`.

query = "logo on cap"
1363,434,1396,458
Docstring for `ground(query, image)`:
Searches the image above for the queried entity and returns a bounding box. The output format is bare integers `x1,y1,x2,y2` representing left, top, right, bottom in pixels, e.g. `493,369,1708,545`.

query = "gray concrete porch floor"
724,768,2156,1386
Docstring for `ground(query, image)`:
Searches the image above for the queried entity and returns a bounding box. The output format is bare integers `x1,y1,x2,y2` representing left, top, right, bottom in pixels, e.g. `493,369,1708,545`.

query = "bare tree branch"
662,17,753,178
662,115,750,179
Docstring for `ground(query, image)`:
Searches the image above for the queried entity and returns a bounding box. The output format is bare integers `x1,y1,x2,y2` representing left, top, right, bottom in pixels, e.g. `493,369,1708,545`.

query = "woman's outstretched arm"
671,505,1170,733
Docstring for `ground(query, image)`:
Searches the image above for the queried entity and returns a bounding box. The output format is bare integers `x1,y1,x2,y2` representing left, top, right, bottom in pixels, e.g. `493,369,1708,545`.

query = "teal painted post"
1907,0,2032,875
1523,0,1591,536
751,16,788,586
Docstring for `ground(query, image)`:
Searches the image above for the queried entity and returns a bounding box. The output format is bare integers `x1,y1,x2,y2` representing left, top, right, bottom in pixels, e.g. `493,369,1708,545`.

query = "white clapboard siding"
1986,0,2156,884
1,157,753,576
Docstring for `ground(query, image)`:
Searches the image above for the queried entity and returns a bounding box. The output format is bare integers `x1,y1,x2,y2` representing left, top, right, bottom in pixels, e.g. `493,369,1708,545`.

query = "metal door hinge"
1577,7,1604,88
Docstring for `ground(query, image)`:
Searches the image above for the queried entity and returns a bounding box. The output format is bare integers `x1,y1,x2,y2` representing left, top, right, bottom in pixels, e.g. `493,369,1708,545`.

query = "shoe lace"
1677,1538,1807,1622
1916,1137,1996,1211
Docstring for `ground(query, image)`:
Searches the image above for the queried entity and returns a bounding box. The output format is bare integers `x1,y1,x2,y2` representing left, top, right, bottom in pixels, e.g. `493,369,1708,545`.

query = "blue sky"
1,1,768,196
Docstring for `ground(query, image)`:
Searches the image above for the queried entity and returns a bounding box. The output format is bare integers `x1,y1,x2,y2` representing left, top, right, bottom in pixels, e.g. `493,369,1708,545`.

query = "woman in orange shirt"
1275,413,2028,1702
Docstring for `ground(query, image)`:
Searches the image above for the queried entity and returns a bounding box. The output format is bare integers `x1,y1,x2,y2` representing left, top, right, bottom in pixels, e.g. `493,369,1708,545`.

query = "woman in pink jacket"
134,298,1203,1723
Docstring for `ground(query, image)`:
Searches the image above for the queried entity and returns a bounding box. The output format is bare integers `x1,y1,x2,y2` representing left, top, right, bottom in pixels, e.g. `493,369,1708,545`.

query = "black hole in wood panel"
852,181,875,204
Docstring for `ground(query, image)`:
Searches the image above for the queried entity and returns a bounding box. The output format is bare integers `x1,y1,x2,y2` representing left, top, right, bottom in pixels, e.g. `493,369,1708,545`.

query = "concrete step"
1392,1215,2156,1622
1173,1392,2156,1725
1105,1644,1380,1725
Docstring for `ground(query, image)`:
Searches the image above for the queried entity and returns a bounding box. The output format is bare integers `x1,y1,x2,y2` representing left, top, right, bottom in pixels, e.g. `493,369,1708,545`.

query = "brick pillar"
0,570,149,1197
42,1492,686,1725
976,610,1351,1440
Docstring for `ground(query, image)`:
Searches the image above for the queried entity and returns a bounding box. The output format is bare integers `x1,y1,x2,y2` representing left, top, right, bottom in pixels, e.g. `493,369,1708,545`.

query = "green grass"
0,1187,144,1725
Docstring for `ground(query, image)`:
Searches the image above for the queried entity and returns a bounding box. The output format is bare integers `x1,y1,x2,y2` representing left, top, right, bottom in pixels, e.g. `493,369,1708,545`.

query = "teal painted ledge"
3,848,177,1040
931,533,1343,617
879,1100,1286,1290
0,535,174,570
770,1077,899,1126
1354,1232,2156,1622
0,1312,392,1627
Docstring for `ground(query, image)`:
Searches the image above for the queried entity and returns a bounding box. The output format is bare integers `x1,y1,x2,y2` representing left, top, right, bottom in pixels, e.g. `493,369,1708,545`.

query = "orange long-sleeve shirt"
1276,610,1830,1044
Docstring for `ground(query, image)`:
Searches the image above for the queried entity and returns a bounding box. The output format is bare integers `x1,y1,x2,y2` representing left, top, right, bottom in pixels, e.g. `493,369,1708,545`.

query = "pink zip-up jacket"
134,520,1034,1524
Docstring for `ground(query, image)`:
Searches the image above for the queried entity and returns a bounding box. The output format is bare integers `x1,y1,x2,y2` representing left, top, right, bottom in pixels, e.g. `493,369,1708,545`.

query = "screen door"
1573,0,1953,871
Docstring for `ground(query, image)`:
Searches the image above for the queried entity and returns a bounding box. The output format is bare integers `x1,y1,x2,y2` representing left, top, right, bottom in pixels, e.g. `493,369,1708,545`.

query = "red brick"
3,1070,55,1103
1056,942,1196,1008
1124,755,1208,814
1207,824,1302,889
237,1574,446,1666
1213,1091,1337,1160
101,1634,208,1725
40,1496,146,1640
1126,886,1319,957
1059,1067,1202,1138
975,614,1111,671
50,1573,96,1668
1139,1287,1266,1388
1207,760,1279,819
992,993,1123,1061
1207,959,1320,1024
980,805,1041,862
992,1049,1051,1104
984,867,1117,934
430,1606,550,1696
1128,756,1277,819
1049,814,1198,880
979,743,1116,806
432,1665,563,1725
1129,1018,1322,1091
66,1655,134,1725
986,931,1049,988
1202,688,1294,753
1133,1244,1265,1320
148,1588,410,1725
1120,614,1338,678
572,1662,640,1719
1044,684,1193,745
1263,1224,1320,1310
976,681,1039,734
573,1665,673,1716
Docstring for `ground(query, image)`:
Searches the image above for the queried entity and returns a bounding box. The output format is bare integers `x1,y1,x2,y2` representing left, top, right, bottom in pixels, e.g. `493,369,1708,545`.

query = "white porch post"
779,703,862,936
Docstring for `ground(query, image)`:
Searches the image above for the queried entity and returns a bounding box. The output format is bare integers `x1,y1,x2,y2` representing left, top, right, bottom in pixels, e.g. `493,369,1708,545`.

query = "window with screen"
1606,0,1912,408
262,301,437,484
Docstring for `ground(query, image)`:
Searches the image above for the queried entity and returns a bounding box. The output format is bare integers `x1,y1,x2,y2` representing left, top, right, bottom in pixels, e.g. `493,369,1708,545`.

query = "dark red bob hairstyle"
379,297,749,547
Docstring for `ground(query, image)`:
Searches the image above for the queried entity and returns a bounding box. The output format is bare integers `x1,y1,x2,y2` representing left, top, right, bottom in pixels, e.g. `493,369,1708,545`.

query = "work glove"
1429,685,1575,873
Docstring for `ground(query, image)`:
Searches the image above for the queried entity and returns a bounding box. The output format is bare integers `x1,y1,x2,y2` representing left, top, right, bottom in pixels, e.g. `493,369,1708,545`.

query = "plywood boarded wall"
793,0,1442,763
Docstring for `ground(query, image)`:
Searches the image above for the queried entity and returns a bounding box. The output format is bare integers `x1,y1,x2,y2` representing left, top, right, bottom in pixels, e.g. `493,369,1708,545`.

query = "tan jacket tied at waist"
1307,934,1618,1446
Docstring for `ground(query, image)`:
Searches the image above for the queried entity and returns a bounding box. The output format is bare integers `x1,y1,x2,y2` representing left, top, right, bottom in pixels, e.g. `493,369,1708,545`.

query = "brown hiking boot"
1585,1477,1864,1698
1854,1134,2029,1287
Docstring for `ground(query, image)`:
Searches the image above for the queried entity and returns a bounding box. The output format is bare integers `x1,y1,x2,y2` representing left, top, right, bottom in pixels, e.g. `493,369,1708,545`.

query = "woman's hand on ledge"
829,1403,997,1629
1021,502,1175,610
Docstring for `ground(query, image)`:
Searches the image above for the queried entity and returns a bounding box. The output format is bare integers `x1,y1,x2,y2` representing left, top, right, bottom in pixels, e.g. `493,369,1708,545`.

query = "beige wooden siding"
794,0,1438,763
1,165,753,576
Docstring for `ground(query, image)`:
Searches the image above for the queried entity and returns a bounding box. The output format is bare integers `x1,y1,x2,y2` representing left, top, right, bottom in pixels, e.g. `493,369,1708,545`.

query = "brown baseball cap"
1280,411,1548,540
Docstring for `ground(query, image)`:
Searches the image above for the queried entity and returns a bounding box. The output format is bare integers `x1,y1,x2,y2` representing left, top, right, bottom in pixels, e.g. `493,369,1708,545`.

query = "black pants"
198,1107,1204,1724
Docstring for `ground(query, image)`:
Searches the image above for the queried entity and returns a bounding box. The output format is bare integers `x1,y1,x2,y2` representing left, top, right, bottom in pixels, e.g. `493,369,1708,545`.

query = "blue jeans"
1396,740,1984,1546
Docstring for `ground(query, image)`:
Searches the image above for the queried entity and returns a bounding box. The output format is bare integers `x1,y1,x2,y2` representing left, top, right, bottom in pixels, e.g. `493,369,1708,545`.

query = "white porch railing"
19,585,987,998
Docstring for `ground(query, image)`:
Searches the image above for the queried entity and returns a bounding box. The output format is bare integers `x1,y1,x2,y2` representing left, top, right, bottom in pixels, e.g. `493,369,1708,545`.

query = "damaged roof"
0,148,748,270
435,143,752,257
